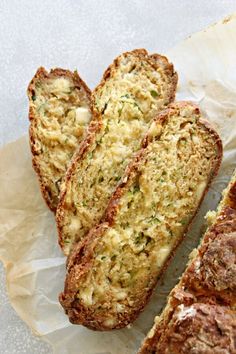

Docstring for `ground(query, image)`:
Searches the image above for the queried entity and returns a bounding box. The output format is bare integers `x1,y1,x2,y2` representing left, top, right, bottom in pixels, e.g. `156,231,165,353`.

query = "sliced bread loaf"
59,102,222,330
57,49,177,255
138,171,236,354
28,67,91,212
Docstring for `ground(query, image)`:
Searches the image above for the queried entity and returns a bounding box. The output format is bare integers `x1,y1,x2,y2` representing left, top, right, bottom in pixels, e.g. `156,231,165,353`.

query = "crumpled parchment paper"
1,13,236,354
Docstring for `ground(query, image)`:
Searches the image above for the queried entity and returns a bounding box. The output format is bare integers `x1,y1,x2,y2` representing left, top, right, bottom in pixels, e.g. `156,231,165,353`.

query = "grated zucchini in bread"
57,49,177,254
28,67,91,212
59,102,222,330
138,174,236,354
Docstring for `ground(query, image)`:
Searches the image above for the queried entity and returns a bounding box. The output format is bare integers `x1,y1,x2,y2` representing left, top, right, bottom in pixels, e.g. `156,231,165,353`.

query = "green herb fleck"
121,94,130,99
101,102,108,114
127,200,132,209
101,256,106,260
32,94,36,101
133,101,143,113
135,232,144,244
133,185,140,193
97,136,103,145
148,216,160,224
152,217,161,223
105,123,109,133
150,90,158,98
99,176,104,183
118,103,125,116
82,201,87,207
88,151,93,159
180,218,187,225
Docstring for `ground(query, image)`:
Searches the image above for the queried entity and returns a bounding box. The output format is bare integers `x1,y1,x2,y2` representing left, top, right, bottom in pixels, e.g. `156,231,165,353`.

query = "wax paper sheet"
1,14,236,354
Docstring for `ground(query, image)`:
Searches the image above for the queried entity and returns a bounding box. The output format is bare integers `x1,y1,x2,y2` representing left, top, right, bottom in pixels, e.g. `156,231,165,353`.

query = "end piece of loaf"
59,102,222,330
56,49,178,255
28,67,91,212
138,170,236,354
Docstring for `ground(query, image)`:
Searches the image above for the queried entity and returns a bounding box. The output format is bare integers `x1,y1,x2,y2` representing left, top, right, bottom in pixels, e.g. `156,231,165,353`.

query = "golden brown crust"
59,102,222,330
140,303,236,354
184,224,236,305
56,48,178,253
28,67,92,212
138,173,236,354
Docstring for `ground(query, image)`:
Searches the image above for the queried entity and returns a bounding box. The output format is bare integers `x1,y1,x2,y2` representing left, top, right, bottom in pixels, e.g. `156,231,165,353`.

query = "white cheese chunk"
75,107,91,125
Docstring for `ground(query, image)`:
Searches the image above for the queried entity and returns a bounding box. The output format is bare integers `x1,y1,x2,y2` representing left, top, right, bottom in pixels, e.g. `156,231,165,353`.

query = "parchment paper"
1,14,236,354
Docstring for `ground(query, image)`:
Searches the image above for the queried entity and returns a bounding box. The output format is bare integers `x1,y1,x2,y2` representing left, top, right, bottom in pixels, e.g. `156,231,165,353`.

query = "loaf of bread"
56,49,178,255
59,102,222,330
138,170,236,354
28,67,91,212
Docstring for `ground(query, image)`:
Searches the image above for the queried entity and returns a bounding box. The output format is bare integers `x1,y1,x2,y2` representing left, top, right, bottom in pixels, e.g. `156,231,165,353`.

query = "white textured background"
0,1,235,353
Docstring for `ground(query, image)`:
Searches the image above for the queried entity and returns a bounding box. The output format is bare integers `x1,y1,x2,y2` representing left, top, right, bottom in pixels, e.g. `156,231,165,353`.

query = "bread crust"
138,170,236,354
59,102,222,331
28,67,92,212
56,49,178,254
140,303,236,354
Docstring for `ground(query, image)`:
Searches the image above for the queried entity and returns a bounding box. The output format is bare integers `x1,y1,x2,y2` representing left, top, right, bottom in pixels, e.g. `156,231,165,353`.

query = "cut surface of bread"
28,67,91,212
57,49,178,255
138,170,236,354
59,102,222,330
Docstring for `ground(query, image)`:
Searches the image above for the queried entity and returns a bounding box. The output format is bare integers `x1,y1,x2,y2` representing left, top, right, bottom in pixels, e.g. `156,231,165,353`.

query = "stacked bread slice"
59,102,222,330
138,170,236,354
28,68,91,211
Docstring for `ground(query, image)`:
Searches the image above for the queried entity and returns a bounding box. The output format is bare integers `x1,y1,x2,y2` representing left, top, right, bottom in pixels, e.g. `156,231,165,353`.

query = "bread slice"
59,102,222,330
28,67,91,212
56,49,178,255
138,170,236,354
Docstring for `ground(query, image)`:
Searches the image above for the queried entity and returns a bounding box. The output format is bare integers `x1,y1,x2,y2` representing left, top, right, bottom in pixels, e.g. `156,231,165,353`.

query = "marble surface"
0,1,235,353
